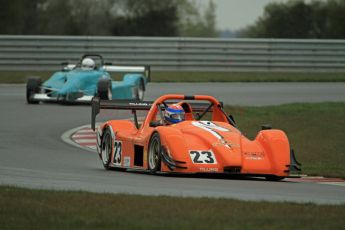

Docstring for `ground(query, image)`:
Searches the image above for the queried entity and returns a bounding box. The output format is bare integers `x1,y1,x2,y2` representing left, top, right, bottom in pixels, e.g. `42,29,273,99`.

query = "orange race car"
91,94,301,180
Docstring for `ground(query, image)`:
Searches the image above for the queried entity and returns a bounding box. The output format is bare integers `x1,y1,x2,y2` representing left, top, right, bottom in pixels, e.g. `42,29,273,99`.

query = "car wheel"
97,79,112,100
26,77,41,104
136,80,145,101
265,175,285,181
101,128,112,169
148,132,162,173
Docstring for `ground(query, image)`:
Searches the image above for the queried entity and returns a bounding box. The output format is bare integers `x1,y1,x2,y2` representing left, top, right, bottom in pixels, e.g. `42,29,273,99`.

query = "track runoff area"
62,124,345,187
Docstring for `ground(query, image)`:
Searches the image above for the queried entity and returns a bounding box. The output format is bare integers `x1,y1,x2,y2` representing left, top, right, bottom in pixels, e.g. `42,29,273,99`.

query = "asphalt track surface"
1,83,345,204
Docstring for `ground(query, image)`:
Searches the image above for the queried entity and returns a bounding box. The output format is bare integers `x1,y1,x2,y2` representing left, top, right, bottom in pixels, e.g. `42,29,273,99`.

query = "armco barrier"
0,35,345,72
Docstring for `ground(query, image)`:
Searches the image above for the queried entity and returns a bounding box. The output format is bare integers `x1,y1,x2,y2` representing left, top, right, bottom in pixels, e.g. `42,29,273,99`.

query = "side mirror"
149,121,162,127
61,62,69,66
105,62,112,65
228,114,236,125
261,124,272,130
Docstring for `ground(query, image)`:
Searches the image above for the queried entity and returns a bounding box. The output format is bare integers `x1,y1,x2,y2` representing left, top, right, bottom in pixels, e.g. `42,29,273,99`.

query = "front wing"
30,93,94,104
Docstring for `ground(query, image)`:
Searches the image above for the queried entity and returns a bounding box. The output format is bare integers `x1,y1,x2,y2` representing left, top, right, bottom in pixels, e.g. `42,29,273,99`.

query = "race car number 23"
189,150,217,164
113,141,122,165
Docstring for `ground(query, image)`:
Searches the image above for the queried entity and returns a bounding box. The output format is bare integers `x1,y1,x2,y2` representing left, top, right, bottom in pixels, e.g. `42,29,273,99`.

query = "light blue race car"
26,54,150,104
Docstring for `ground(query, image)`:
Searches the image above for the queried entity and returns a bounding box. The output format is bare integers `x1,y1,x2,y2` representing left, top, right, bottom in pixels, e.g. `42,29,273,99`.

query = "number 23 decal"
189,150,217,164
113,141,122,166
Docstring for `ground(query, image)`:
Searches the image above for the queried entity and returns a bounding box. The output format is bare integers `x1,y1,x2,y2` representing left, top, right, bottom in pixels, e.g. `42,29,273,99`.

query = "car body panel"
27,54,149,103
110,74,147,99
42,69,109,98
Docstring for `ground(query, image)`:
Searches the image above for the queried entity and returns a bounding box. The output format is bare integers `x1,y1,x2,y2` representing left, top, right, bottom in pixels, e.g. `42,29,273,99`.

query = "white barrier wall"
0,35,345,72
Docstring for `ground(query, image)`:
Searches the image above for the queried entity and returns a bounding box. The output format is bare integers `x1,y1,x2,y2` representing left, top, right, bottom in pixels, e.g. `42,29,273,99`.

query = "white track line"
61,124,97,153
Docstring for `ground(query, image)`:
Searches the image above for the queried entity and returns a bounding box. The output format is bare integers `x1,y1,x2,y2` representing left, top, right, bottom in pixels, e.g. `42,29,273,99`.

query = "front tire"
97,79,112,100
101,128,112,169
148,132,162,174
26,77,41,104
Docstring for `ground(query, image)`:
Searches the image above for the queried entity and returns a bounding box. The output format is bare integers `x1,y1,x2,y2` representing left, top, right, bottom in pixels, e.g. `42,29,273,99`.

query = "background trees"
0,0,45,34
177,0,217,37
240,0,345,39
0,0,217,37
2,0,344,38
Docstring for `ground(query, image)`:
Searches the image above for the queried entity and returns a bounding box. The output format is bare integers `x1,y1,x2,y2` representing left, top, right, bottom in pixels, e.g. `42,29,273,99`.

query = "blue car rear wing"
104,65,151,82
62,62,150,82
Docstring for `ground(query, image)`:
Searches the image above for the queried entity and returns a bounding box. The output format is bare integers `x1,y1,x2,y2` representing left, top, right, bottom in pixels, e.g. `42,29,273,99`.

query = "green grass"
0,71,52,83
0,186,344,230
224,102,345,178
1,71,345,83
152,71,345,82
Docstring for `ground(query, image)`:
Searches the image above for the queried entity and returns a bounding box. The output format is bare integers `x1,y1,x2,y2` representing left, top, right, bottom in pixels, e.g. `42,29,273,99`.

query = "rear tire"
135,80,145,101
97,79,112,100
148,132,162,174
101,128,112,169
26,77,41,104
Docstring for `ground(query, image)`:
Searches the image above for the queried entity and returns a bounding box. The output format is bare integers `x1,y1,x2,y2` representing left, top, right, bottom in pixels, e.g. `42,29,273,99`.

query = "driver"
164,104,185,124
81,58,95,70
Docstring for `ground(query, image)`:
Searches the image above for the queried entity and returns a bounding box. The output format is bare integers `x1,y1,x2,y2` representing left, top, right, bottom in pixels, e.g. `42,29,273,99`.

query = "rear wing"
61,62,151,82
91,96,226,131
91,97,153,130
104,65,151,82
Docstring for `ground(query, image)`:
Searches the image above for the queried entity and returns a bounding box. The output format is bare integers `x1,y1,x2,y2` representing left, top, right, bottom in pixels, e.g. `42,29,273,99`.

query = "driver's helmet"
164,104,185,124
81,58,95,70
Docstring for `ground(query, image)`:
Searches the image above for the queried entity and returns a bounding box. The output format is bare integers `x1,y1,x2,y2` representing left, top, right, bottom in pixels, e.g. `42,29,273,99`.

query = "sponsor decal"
129,102,151,106
192,121,233,149
192,121,230,133
124,156,131,167
189,150,217,164
244,152,265,160
212,139,239,149
199,167,218,172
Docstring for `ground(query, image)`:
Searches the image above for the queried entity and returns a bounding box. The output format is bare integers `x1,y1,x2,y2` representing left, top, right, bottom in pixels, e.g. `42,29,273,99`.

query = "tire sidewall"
101,128,112,169
26,77,41,104
97,79,112,100
148,132,162,173
137,80,145,101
